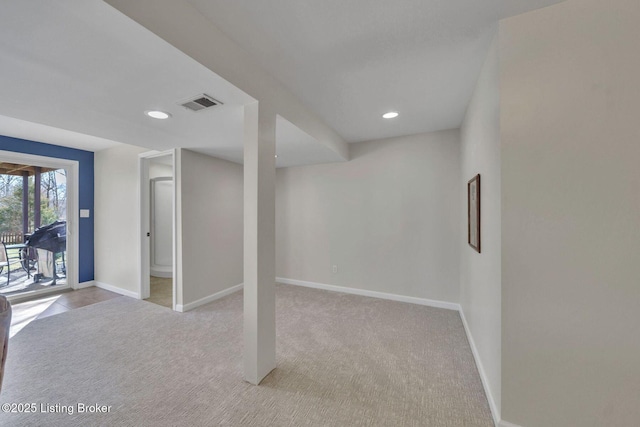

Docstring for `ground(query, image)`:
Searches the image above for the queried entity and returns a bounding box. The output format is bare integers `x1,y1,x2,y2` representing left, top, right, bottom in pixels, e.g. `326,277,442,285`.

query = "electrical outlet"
332,265,338,274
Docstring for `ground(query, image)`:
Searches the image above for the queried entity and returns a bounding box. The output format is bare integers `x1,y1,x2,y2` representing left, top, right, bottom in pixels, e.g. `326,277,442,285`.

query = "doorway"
139,150,175,310
0,150,78,300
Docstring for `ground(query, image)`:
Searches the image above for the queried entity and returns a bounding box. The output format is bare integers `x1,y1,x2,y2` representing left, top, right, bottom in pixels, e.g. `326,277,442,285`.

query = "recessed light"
382,111,399,119
275,155,278,158
146,110,171,119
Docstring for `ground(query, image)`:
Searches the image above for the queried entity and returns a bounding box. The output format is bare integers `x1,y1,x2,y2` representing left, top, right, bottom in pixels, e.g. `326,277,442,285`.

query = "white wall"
94,143,147,295
149,161,172,179
276,130,461,303
459,31,502,422
178,148,243,305
96,145,242,304
500,0,640,425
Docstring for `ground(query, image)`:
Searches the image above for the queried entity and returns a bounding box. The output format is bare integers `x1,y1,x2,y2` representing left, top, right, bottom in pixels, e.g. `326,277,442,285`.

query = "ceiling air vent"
179,94,223,112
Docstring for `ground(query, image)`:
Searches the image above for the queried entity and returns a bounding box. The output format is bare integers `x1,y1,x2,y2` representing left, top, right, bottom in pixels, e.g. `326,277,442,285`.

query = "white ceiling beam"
103,0,349,161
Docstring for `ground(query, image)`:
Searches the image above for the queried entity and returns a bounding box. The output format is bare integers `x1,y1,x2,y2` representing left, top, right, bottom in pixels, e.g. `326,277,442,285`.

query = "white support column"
243,102,276,385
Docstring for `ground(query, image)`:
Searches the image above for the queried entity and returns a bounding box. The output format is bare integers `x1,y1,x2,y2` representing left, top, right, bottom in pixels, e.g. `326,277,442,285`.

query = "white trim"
175,283,243,312
276,277,460,311
138,155,151,300
173,149,180,312
499,421,523,427
76,280,95,289
459,307,501,427
69,161,80,291
95,281,140,299
138,150,175,160
0,150,78,174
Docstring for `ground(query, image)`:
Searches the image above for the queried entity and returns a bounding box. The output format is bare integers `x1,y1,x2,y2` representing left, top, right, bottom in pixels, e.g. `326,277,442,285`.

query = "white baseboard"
276,277,459,311
499,421,522,427
459,307,502,427
76,280,95,289
176,283,243,312
95,281,140,299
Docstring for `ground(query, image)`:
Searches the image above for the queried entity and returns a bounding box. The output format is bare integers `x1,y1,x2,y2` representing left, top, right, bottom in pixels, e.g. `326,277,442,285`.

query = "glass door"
0,162,69,297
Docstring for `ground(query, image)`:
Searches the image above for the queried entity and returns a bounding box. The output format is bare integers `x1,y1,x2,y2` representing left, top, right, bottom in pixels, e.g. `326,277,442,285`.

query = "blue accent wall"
0,135,94,282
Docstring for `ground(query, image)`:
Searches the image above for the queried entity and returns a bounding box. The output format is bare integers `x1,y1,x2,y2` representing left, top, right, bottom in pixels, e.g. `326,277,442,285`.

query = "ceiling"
0,0,565,166
0,0,343,167
188,0,565,142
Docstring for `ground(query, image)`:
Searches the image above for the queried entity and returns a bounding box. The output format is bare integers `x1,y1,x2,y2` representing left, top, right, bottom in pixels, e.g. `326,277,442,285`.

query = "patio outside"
0,163,67,297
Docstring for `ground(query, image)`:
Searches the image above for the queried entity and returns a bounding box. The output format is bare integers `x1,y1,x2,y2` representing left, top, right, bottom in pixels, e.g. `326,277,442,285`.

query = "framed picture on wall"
468,174,481,253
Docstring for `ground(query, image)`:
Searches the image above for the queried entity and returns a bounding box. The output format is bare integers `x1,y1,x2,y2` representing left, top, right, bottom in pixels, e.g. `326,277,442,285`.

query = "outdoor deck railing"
0,232,24,244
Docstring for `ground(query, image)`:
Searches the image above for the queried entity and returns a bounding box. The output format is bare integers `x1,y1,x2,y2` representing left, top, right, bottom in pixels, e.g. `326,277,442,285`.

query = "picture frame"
468,174,481,253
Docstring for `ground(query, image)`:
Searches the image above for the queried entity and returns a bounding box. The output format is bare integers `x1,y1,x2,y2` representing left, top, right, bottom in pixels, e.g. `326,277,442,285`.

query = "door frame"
0,150,79,299
138,149,177,310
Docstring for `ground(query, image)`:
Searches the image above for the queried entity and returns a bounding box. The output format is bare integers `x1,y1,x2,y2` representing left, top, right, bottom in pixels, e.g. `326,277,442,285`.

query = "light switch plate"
80,209,90,218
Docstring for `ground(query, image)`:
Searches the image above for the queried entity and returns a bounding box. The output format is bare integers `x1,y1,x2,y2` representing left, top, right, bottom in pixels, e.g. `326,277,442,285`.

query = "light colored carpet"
145,276,172,308
0,284,492,426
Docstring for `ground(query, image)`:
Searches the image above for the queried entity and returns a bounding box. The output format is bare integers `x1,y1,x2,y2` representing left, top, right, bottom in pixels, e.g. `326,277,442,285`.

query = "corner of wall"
459,28,502,423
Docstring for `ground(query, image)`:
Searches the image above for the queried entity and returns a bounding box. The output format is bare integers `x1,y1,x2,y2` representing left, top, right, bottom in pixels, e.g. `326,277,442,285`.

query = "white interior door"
150,177,173,277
